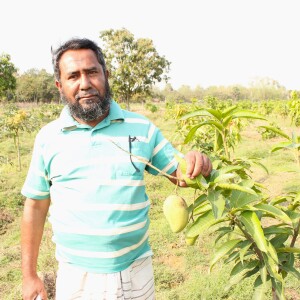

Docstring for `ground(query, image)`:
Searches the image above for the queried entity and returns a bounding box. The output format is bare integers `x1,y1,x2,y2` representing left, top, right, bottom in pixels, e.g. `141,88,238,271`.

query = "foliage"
174,149,300,299
248,77,289,101
259,125,300,166
145,102,158,113
0,53,17,100
99,28,170,109
180,103,267,160
1,102,300,299
15,69,59,103
171,103,300,299
0,104,39,170
259,122,282,140
287,91,300,126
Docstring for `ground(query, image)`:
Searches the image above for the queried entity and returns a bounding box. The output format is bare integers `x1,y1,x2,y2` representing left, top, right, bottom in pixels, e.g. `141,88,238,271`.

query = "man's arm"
169,151,212,187
21,197,50,300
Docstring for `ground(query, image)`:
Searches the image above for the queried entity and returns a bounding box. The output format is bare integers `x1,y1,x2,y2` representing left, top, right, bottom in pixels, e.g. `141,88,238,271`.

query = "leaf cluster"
172,104,299,299
99,28,170,108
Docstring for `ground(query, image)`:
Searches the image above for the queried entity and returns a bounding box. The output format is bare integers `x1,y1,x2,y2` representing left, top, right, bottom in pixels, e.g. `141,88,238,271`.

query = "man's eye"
69,75,78,80
89,70,98,75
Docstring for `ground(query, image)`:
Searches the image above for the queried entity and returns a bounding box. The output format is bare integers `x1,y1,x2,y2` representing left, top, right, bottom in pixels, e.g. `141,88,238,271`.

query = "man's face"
56,49,111,123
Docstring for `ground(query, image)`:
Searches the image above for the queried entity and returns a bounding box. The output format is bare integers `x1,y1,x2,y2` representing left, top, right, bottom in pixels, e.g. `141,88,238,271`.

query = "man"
21,38,212,300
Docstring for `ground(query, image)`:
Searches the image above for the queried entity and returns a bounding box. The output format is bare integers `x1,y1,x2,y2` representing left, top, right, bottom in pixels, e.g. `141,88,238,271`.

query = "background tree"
99,28,171,109
15,69,59,103
249,77,288,101
0,53,17,101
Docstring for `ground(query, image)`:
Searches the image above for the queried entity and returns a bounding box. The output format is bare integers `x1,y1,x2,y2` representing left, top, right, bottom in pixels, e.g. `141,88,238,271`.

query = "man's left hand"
172,151,212,187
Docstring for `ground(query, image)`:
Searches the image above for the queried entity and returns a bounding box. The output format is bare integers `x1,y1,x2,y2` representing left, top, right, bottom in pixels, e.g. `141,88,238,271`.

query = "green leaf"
186,210,224,238
254,203,292,224
192,194,208,207
263,225,292,236
258,125,290,140
214,226,233,245
225,265,259,292
214,129,223,152
266,240,279,265
239,240,252,263
218,165,244,174
205,108,223,120
230,190,260,208
183,120,225,143
277,247,300,254
217,183,257,195
253,274,268,300
231,110,267,121
212,173,237,183
270,278,285,300
207,190,225,219
262,251,281,283
192,202,212,216
230,259,258,277
221,105,238,118
271,141,293,152
280,264,300,280
285,210,300,229
209,239,241,273
180,108,221,121
270,234,289,248
240,210,268,253
250,159,269,175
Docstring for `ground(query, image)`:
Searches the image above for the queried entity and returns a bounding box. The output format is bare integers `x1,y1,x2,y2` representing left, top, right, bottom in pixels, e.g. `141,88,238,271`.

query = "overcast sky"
1,0,299,90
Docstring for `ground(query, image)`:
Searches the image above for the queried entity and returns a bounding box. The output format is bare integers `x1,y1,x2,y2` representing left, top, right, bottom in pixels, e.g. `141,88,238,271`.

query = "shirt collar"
60,100,125,131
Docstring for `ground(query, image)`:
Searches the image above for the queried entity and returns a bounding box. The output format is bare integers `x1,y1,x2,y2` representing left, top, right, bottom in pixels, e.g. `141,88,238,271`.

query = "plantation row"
0,97,300,299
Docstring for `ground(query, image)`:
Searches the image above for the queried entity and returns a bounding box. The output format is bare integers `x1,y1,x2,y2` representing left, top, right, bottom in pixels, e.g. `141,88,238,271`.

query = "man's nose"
80,74,91,90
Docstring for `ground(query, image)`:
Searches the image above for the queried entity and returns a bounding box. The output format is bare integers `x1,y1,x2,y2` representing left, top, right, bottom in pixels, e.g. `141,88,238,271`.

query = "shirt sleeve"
21,132,51,200
146,123,181,176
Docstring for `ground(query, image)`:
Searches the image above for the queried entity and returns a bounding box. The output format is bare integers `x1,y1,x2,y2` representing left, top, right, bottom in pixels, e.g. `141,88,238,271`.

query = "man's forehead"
59,50,100,71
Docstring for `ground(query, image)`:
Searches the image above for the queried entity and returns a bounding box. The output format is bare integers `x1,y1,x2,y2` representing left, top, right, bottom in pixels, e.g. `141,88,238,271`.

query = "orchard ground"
0,102,299,300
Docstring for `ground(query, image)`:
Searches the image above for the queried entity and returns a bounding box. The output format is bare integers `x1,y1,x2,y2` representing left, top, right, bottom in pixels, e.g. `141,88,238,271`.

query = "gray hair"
51,38,107,81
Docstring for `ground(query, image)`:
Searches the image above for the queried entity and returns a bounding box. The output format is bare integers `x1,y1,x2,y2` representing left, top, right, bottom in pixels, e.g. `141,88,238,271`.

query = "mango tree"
164,105,300,299
0,53,17,100
99,28,170,110
259,125,300,166
0,104,37,170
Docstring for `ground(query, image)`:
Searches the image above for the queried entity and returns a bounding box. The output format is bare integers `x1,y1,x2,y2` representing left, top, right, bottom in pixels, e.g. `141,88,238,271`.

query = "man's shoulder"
122,109,152,124
35,118,62,142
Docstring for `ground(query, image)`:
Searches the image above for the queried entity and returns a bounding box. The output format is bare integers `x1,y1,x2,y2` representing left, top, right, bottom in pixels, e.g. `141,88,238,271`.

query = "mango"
163,195,189,233
174,154,208,190
185,235,199,246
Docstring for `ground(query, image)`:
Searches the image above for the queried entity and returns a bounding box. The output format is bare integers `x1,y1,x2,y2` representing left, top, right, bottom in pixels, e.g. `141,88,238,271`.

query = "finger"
185,152,196,178
192,153,205,178
202,155,213,177
186,152,203,178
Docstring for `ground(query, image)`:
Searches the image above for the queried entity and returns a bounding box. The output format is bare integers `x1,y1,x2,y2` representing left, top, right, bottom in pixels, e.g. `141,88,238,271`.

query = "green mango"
185,235,199,246
174,154,208,189
163,195,189,233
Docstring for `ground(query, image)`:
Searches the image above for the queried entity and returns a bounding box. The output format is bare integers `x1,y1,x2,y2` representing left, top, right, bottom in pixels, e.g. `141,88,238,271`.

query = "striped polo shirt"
21,100,179,273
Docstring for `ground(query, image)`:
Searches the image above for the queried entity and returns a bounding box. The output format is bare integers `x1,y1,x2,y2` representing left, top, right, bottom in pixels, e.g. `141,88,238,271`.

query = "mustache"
75,90,100,101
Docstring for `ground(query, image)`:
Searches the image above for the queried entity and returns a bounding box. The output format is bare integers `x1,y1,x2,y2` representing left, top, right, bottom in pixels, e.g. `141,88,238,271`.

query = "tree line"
0,28,298,106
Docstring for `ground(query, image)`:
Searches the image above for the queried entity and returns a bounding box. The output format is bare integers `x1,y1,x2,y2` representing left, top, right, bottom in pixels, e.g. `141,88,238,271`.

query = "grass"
0,102,300,299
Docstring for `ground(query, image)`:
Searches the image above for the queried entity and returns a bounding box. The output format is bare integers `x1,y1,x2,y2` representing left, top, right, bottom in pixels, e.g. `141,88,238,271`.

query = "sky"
1,0,299,90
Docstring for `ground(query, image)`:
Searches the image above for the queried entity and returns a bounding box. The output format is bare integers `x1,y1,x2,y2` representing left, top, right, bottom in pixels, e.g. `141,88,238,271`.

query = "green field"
0,102,299,300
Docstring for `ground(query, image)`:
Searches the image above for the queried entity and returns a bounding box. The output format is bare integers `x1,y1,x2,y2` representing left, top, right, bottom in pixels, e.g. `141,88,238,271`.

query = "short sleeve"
21,132,51,200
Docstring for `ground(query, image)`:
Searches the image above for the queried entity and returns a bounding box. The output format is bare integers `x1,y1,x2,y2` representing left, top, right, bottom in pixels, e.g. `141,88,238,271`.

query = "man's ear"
105,70,110,79
55,80,62,90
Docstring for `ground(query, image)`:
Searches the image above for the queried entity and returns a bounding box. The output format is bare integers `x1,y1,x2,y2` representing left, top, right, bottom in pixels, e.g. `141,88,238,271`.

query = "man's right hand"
22,274,47,300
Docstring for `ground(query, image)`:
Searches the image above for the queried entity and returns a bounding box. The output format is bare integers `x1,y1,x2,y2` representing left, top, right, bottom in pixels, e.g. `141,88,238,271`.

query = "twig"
109,139,181,181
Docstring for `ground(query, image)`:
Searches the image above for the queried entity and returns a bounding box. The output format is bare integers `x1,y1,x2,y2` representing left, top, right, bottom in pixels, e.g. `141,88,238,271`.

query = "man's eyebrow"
66,67,99,75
